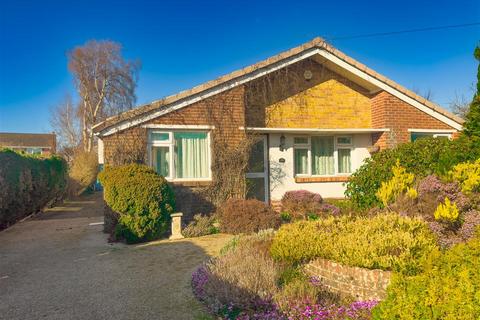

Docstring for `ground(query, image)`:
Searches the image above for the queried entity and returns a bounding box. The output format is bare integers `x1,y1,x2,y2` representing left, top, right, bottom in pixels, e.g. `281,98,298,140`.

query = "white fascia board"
142,124,215,130
242,127,390,133
98,47,462,137
98,49,320,137
317,50,463,131
407,128,457,133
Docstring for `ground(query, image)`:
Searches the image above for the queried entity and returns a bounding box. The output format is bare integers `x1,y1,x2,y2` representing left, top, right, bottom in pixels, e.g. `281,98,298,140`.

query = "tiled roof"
93,37,463,134
0,132,56,148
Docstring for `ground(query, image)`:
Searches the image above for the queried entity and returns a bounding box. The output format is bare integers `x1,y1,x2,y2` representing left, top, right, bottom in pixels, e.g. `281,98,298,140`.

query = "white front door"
246,135,269,202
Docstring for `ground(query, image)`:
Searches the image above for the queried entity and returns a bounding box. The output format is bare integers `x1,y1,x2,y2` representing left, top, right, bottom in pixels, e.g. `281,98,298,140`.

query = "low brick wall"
304,258,391,301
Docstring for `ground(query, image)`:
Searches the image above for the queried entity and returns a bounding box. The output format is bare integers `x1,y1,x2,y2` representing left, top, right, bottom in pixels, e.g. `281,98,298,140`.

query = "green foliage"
98,164,175,243
434,197,459,223
373,230,480,320
0,149,67,228
219,198,281,234
376,160,415,207
345,136,480,209
463,45,480,138
448,159,480,194
270,213,437,275
182,214,219,238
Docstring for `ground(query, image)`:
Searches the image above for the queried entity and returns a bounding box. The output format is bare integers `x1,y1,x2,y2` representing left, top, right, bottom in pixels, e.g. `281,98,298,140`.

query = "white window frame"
293,135,354,177
432,133,452,139
407,129,454,141
147,130,212,181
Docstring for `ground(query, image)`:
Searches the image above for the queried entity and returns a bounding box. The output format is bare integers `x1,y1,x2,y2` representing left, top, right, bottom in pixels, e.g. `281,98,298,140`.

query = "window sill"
295,176,350,183
168,180,212,187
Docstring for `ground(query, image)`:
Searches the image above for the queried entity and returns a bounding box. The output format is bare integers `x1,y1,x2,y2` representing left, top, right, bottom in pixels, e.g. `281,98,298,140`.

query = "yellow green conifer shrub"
448,159,480,194
373,230,480,320
376,160,416,207
433,197,459,222
270,213,437,275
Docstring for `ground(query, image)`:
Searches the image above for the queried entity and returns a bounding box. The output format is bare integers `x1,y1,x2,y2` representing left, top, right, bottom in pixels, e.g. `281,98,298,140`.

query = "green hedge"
0,149,67,228
373,230,480,319
345,136,480,209
98,164,175,243
270,213,437,275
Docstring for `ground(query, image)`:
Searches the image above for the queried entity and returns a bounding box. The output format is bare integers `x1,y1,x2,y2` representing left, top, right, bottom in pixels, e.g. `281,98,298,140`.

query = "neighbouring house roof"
93,37,464,137
0,132,56,149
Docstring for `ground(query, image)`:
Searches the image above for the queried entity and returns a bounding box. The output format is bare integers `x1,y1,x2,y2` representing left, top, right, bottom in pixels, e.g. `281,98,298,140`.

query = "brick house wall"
371,91,454,149
245,59,373,129
101,86,246,220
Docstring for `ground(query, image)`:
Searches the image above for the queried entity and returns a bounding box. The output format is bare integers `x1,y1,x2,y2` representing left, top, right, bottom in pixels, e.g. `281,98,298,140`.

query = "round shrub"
373,231,480,319
219,198,281,234
98,164,175,243
345,136,480,209
270,213,437,275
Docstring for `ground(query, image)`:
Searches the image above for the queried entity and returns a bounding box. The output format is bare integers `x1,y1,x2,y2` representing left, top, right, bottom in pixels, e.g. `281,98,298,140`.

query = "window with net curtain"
151,131,209,179
311,136,335,175
174,132,209,178
293,136,352,176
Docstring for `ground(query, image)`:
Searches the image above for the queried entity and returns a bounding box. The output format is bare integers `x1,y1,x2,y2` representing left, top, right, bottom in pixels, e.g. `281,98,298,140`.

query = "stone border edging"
304,258,391,300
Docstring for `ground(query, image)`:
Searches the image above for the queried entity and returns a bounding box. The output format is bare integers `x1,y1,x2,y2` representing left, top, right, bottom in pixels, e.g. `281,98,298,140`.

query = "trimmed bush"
373,230,480,320
270,213,437,275
346,136,480,209
98,164,175,243
182,214,218,238
219,198,281,234
0,149,67,229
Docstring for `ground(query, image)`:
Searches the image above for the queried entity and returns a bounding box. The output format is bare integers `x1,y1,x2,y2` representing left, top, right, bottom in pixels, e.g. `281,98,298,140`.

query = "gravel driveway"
0,192,230,320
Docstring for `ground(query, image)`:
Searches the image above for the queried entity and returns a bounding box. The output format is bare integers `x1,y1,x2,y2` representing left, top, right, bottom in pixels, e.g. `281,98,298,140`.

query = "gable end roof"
94,37,464,136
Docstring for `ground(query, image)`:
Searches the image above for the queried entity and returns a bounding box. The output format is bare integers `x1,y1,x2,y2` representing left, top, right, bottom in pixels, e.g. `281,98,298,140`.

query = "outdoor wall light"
279,134,286,151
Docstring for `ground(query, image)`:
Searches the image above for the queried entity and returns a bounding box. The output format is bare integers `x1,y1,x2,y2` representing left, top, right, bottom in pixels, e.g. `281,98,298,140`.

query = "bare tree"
49,95,80,160
450,93,470,119
68,40,140,152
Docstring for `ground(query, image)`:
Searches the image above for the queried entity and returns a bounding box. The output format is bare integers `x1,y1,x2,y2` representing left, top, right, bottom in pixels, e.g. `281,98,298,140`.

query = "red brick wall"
102,86,246,217
371,91,455,149
305,258,392,301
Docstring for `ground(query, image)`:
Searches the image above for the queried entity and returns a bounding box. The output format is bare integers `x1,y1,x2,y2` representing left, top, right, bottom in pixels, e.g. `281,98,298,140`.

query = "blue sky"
0,0,479,133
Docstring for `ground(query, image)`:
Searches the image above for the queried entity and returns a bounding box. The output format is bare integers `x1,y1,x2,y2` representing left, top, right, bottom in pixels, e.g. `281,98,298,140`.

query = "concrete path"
0,193,230,320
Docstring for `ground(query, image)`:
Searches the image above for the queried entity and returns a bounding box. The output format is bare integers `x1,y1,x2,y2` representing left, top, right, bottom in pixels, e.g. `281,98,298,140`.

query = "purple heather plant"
192,266,377,320
318,203,341,216
281,190,343,220
282,190,323,204
417,175,471,212
284,300,378,320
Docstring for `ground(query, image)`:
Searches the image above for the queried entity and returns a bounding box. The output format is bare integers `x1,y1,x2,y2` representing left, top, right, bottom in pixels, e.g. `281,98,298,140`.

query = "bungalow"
0,132,56,155
93,38,463,215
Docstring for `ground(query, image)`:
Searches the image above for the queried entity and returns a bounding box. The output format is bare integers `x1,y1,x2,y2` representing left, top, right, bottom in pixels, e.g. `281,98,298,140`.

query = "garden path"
0,192,230,320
